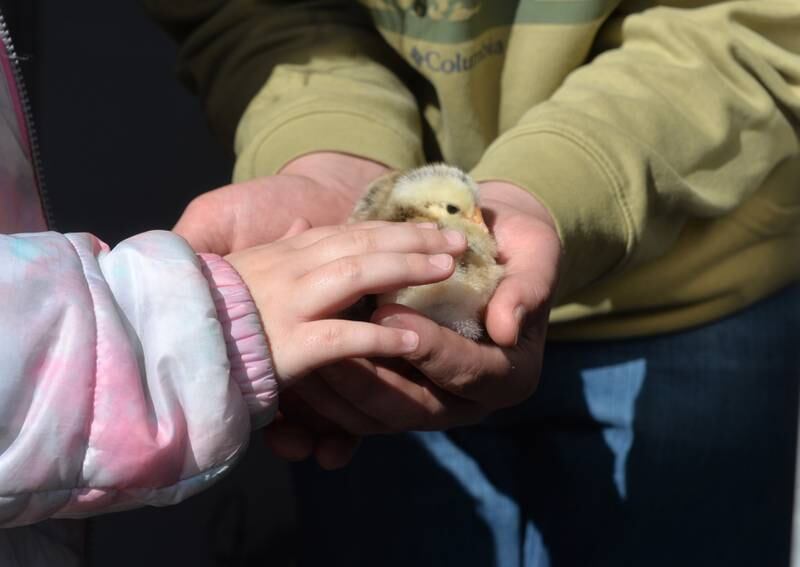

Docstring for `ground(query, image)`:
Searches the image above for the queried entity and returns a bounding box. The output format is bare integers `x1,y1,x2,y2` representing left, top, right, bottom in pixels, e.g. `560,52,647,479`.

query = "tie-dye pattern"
0,43,278,529
0,231,278,527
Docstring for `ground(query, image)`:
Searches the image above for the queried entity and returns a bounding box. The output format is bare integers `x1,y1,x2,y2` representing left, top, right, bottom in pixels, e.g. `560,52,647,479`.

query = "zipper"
0,8,55,230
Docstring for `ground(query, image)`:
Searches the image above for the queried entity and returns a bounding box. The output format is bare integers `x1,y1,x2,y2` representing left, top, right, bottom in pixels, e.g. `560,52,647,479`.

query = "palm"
176,168,562,467
174,175,356,254
271,186,562,440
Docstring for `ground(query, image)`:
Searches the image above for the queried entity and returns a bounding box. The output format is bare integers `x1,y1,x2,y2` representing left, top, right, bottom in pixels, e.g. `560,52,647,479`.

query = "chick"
351,163,503,340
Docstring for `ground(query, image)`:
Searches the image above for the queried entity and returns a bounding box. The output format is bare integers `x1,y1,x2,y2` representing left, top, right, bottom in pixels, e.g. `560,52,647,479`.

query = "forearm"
472,1,800,298
0,231,275,526
143,0,424,170
232,41,425,182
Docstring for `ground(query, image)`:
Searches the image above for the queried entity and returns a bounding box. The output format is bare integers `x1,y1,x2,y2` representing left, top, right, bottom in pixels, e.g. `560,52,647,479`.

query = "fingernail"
401,330,419,351
442,229,466,247
429,254,453,270
417,222,438,229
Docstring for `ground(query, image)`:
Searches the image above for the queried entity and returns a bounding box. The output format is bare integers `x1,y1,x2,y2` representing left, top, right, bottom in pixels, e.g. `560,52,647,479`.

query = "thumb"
173,200,231,255
484,272,538,348
484,238,559,347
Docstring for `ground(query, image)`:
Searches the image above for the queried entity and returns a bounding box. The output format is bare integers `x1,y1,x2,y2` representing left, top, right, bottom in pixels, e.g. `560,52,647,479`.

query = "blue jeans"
293,285,800,566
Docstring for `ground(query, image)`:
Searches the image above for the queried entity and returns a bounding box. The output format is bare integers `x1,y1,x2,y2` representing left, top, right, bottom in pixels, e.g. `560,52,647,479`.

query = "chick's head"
349,163,503,340
390,164,487,231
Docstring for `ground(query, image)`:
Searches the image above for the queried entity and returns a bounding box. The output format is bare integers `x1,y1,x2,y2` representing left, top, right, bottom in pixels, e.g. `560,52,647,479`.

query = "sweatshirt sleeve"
470,0,800,299
142,0,425,179
0,230,277,527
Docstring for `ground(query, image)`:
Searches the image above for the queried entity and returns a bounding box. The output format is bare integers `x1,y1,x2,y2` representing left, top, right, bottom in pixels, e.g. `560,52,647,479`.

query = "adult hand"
265,181,562,461
174,152,396,468
173,152,391,254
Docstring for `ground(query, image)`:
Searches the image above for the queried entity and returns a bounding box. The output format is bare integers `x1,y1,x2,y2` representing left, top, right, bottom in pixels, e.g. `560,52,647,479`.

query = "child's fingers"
287,320,420,374
281,221,391,249
297,252,455,316
298,223,465,268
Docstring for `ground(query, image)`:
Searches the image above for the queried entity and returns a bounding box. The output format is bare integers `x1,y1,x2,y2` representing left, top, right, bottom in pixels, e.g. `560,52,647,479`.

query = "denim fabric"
294,284,800,566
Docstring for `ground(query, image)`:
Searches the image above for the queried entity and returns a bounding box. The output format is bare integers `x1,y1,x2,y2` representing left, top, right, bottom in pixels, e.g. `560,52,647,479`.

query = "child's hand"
226,222,467,389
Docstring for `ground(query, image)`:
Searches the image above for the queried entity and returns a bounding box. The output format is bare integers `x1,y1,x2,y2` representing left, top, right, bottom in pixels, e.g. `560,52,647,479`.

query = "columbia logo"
409,39,504,74
410,47,425,67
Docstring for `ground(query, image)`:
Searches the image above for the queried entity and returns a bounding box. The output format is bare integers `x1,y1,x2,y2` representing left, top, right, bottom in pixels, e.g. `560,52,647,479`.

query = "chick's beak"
469,207,489,231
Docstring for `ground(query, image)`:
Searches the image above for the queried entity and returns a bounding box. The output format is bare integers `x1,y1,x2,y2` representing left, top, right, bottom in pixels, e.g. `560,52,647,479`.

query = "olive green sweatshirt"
145,0,800,339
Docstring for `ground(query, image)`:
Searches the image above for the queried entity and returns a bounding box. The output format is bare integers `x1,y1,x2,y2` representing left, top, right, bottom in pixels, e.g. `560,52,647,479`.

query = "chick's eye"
446,204,460,215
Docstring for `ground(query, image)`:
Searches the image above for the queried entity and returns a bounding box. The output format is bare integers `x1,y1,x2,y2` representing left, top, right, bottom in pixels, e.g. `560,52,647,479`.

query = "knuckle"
335,256,363,282
407,339,437,367
442,371,473,397
315,324,345,350
405,227,429,250
327,224,350,239
444,357,485,398
349,229,378,253
183,194,214,219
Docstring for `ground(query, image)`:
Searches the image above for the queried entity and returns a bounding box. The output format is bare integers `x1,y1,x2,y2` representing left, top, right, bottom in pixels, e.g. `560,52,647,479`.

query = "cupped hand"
173,152,394,468
264,181,562,462
174,152,391,255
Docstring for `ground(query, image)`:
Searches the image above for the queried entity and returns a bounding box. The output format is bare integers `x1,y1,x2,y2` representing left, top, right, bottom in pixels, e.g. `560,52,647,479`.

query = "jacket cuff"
470,127,633,301
233,108,424,182
198,253,278,429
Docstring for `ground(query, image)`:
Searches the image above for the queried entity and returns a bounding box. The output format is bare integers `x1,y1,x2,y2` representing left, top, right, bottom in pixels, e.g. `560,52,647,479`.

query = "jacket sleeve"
470,0,800,299
142,0,425,180
0,230,278,527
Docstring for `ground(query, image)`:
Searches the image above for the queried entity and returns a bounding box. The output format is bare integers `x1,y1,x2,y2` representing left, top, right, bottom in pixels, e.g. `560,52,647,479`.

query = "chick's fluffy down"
350,164,503,340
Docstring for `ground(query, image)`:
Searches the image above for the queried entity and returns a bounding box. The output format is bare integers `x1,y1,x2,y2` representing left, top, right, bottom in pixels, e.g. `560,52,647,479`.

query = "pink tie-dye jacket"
0,18,278,532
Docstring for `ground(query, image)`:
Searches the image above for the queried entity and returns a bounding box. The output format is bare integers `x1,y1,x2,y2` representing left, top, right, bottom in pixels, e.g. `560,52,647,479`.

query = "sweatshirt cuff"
233,108,424,181
470,127,634,300
198,253,278,430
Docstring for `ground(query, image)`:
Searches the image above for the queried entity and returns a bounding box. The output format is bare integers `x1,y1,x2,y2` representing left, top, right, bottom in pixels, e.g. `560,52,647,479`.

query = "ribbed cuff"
233,109,424,181
198,253,278,430
471,126,633,300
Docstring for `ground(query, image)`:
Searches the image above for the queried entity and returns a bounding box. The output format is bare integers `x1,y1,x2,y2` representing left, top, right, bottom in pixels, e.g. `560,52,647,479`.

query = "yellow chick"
351,164,503,340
